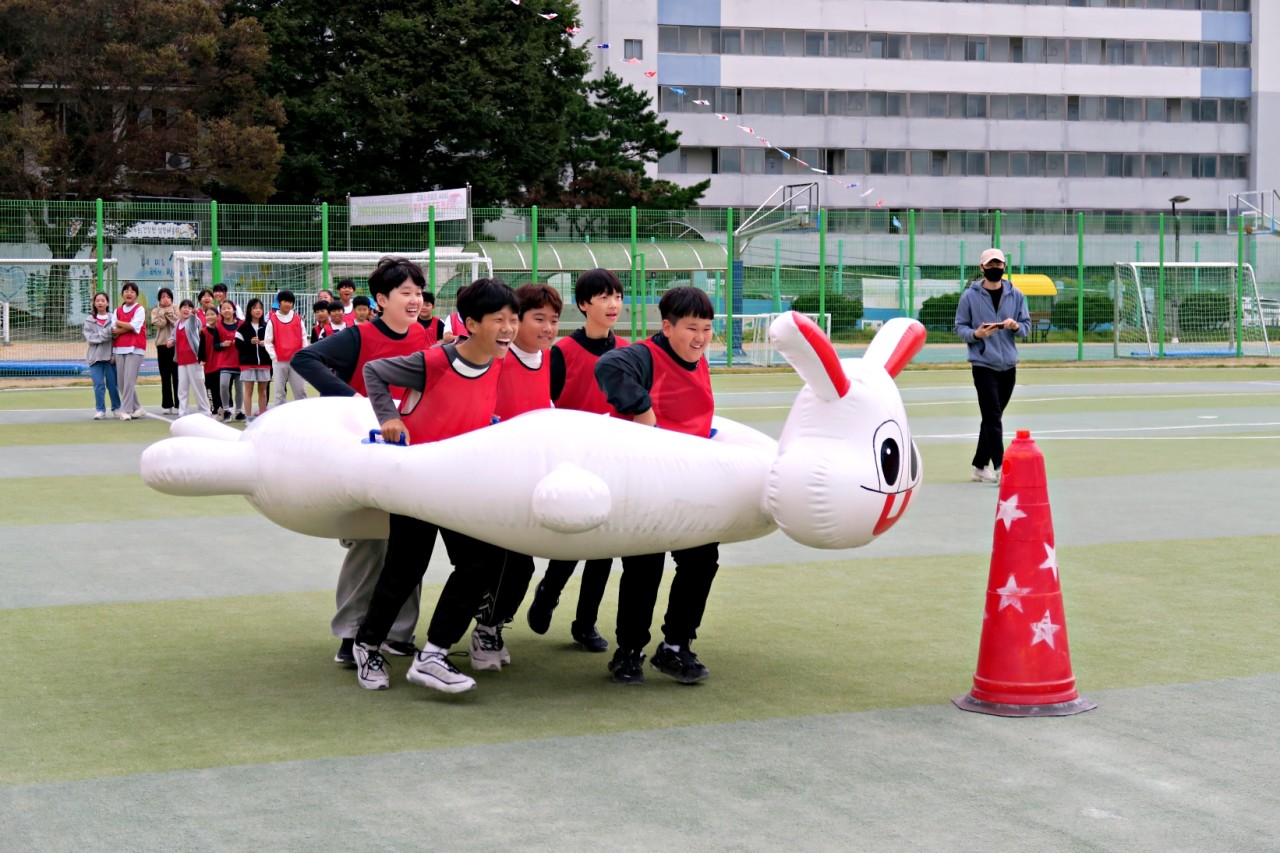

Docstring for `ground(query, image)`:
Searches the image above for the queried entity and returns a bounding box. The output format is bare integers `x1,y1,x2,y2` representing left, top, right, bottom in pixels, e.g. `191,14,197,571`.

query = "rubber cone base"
952,694,1097,718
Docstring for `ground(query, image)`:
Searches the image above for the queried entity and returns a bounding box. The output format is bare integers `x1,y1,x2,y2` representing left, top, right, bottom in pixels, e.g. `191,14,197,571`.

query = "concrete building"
577,0,1272,220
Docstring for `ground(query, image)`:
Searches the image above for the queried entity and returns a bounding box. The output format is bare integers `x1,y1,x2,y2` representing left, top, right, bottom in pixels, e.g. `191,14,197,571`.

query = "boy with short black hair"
264,289,308,406
525,268,629,653
174,299,212,416
468,283,562,671
327,300,347,334
595,286,719,686
311,301,331,342
349,278,518,693
419,291,446,345
292,258,431,666
352,294,373,324
336,278,357,326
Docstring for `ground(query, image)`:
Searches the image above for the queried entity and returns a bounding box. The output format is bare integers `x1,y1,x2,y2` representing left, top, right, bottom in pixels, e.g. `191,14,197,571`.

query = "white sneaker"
93,411,105,420
971,465,997,484
353,642,391,691
117,411,131,421
407,648,476,693
469,624,510,671
131,408,146,418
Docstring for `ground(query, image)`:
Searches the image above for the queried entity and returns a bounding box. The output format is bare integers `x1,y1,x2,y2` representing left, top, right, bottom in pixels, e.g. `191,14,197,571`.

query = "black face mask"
983,267,1005,283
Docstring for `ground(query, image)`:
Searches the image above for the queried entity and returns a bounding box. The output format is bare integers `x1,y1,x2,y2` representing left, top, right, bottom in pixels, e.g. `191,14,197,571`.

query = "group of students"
290,258,723,694
83,277,443,422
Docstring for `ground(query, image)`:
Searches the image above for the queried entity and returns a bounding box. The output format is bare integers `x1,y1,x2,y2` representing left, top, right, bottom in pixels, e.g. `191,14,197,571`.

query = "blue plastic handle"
362,429,407,446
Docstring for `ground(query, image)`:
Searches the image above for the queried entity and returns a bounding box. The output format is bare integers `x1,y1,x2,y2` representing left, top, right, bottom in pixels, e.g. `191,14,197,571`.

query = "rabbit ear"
862,317,927,379
769,311,850,401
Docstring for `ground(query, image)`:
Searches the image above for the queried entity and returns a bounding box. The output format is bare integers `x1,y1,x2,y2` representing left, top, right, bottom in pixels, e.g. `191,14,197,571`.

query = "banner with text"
349,188,469,226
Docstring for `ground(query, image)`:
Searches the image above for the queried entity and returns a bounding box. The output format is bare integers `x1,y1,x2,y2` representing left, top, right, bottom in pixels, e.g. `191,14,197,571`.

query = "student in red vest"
468,283,562,672
326,300,347,335
336,278,357,327
197,289,221,413
351,294,374,325
201,307,222,414
310,300,331,342
211,299,245,422
263,289,308,407
173,299,212,417
525,268,629,653
111,283,148,419
292,258,431,668
237,298,272,420
349,278,518,693
595,286,719,686
418,291,446,346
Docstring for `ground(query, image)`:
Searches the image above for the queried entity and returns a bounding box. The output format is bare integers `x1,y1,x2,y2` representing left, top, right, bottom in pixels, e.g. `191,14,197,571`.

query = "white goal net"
1113,262,1271,357
172,251,493,311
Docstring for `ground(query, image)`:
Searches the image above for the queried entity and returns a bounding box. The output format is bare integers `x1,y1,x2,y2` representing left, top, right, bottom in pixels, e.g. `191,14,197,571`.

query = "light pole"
1168,195,1189,344
1169,195,1189,262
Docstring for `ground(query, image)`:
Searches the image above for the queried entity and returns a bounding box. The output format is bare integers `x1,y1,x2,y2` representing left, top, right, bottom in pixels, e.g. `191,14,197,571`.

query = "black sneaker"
526,582,559,635
650,645,710,684
379,639,418,657
334,637,356,668
571,622,609,653
608,647,646,685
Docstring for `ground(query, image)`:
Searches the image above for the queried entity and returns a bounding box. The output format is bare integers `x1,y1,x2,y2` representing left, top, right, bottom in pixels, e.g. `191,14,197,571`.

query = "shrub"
1051,294,1115,331
791,293,863,332
918,292,961,331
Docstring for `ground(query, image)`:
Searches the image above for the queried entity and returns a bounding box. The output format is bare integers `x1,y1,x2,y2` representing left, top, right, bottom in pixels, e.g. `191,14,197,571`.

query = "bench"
1030,312,1051,342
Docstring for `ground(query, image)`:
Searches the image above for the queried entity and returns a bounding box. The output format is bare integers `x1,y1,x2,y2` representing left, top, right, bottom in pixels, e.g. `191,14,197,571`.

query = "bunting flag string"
501,0,886,205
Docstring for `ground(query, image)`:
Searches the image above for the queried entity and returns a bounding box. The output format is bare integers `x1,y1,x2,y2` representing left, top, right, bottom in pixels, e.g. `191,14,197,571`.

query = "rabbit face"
766,313,926,550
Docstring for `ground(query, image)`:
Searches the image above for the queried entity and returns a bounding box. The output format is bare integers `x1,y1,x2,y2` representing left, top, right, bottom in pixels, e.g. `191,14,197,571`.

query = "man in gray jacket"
954,248,1031,484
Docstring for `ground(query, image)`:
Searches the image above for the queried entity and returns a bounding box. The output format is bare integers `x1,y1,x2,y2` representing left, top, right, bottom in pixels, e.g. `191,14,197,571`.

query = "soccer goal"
171,251,493,307
710,312,830,366
0,259,119,373
1113,262,1271,358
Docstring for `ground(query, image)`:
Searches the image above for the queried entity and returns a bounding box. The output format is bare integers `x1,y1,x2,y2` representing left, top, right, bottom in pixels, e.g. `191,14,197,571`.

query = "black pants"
205,371,221,412
616,542,720,651
478,551,537,627
971,364,1017,470
156,344,178,410
540,558,612,630
354,514,501,650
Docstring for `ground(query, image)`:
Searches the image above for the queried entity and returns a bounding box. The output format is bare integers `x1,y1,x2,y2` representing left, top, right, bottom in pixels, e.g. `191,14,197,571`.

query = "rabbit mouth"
871,488,912,536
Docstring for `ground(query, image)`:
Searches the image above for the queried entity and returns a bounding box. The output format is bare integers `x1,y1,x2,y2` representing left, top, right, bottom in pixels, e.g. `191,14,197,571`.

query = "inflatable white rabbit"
140,312,925,558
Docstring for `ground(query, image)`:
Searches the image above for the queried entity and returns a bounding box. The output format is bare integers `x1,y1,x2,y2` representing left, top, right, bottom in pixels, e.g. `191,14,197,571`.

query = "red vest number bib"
349,322,428,397
269,312,304,362
640,338,714,438
494,351,551,420
400,347,502,444
554,334,629,417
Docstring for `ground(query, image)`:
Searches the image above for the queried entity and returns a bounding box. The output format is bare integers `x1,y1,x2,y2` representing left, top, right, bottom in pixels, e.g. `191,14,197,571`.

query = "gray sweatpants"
116,352,144,413
176,363,212,416
332,538,419,643
271,360,308,406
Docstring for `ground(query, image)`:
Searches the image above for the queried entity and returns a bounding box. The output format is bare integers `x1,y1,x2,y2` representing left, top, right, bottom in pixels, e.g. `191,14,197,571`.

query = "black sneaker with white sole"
526,582,559,635
379,639,418,657
650,645,710,684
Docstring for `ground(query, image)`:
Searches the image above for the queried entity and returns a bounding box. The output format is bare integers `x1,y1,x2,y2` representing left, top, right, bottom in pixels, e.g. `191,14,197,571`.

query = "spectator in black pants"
954,247,1031,484
151,287,180,414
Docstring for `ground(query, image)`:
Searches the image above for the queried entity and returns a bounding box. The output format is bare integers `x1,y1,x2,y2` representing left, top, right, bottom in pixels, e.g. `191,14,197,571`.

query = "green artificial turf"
4,535,1278,786
0,475,250,526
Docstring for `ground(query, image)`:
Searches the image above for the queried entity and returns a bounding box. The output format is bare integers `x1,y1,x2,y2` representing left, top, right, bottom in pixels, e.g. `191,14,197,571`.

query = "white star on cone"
995,494,1027,531
1030,610,1061,649
995,574,1031,612
1039,542,1058,581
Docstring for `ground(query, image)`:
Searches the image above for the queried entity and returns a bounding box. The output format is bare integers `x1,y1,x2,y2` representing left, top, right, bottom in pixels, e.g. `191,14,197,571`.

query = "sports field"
3,366,1280,851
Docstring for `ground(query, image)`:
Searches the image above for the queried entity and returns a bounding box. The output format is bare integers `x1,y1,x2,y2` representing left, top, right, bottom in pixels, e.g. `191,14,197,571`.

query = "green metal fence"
1,199,1275,377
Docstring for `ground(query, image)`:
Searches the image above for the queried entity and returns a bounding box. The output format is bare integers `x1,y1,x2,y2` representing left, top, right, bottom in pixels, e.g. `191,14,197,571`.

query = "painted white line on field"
917,420,1280,440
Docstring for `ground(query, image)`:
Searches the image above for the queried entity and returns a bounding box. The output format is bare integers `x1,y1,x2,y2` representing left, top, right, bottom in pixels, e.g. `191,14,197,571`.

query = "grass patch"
4,535,1279,785
0,474,250,526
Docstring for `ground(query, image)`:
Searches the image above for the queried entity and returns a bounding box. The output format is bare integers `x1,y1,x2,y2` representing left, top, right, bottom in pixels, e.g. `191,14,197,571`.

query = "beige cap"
979,248,1006,266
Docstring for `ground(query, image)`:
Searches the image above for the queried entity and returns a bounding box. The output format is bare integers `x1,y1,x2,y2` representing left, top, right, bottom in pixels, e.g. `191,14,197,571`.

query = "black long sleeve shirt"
594,333,701,417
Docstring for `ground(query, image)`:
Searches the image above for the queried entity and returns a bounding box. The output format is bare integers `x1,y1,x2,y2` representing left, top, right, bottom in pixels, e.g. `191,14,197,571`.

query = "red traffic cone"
953,430,1095,717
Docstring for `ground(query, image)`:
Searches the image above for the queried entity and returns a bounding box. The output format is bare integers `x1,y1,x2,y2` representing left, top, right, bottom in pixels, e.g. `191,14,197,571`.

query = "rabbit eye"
909,440,921,483
880,438,900,487
871,420,907,491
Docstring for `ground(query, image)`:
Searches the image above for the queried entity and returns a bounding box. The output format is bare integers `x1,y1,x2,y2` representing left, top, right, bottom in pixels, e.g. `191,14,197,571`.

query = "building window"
624,39,643,60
